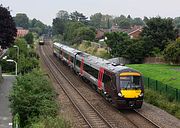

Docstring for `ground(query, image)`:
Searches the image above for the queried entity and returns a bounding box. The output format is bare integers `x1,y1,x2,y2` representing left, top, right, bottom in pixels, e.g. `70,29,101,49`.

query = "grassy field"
127,64,180,89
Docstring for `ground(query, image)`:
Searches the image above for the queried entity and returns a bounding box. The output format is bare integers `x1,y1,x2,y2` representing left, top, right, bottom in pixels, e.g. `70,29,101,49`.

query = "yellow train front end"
116,72,144,109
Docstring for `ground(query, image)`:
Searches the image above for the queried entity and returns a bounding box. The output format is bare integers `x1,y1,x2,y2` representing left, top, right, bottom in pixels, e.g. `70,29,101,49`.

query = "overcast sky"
1,0,180,25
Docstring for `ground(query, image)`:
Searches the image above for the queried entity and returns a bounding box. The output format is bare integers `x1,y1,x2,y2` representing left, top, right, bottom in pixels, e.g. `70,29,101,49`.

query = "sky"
1,0,180,25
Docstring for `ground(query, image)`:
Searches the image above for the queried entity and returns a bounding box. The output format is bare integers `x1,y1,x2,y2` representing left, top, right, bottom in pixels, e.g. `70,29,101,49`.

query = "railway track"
40,44,162,128
39,45,115,128
120,109,161,128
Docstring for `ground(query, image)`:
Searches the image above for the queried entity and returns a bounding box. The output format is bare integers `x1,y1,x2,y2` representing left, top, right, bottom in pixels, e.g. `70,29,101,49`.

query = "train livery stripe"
80,58,84,75
120,72,140,76
98,67,104,90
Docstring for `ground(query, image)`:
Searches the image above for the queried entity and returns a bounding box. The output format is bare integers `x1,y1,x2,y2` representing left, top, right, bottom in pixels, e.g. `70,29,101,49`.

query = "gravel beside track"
137,103,180,128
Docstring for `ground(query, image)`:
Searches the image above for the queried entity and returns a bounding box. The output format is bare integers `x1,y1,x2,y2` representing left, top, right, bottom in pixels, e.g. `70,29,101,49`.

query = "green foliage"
173,17,180,29
132,17,144,26
144,89,180,119
105,32,131,57
127,64,180,89
28,116,71,128
70,11,88,24
52,18,66,35
77,42,110,59
14,13,29,29
73,27,95,43
24,32,34,44
113,15,144,29
63,21,85,42
56,10,69,21
0,5,17,48
4,38,39,75
163,39,180,64
118,18,131,29
105,32,146,63
141,17,177,51
125,39,145,63
9,70,58,127
29,18,50,36
90,13,103,29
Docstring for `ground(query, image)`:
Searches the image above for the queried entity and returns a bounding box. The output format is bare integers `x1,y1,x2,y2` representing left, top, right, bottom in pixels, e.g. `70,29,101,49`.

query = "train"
39,40,45,45
53,42,144,109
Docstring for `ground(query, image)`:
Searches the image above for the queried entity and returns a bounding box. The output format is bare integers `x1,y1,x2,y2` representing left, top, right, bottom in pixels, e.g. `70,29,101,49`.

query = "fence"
143,76,180,102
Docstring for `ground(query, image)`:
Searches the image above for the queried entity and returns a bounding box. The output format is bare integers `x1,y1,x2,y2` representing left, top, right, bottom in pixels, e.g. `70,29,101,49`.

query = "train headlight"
139,93,144,97
118,92,123,97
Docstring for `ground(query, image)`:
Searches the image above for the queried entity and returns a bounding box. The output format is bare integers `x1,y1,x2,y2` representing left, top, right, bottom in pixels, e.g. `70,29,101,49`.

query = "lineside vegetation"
7,37,71,128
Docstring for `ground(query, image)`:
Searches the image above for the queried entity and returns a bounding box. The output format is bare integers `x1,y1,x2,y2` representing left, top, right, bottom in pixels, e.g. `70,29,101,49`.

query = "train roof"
54,42,81,55
54,42,135,73
76,52,129,73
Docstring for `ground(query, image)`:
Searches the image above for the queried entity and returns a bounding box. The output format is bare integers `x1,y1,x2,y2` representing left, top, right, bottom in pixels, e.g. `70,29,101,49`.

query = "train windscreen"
120,76,141,90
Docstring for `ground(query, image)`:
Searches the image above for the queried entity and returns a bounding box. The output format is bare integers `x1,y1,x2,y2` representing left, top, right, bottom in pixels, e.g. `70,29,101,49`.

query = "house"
128,26,143,39
95,25,143,40
96,29,110,39
16,27,29,37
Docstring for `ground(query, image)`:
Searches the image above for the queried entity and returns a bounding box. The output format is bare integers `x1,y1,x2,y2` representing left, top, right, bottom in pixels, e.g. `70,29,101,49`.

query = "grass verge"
128,64,180,89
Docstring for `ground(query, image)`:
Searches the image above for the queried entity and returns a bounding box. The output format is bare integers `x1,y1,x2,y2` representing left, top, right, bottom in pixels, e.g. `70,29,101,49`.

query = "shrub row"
144,89,180,119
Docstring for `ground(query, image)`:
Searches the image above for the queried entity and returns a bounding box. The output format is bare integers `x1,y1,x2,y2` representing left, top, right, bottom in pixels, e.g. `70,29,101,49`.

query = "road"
0,75,15,128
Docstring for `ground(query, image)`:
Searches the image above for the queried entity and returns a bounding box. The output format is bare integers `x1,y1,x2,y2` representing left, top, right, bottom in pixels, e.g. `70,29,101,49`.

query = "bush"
9,70,58,127
163,39,180,64
145,89,180,119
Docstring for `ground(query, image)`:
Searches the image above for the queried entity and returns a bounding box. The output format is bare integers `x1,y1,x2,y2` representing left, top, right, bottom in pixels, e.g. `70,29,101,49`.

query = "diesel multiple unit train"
53,42,144,109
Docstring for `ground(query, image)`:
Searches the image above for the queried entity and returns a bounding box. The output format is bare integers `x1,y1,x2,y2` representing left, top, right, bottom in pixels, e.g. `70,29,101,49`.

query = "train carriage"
53,42,144,109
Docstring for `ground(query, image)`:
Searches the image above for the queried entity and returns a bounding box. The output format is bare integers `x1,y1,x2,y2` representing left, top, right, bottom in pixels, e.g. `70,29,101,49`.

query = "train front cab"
115,72,144,109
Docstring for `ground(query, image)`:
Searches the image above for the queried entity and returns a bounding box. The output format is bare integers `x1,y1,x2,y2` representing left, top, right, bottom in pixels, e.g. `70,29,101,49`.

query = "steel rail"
134,109,161,128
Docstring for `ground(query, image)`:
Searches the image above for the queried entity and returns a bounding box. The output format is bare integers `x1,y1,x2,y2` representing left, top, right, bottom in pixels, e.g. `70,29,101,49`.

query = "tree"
100,14,113,29
113,15,131,29
141,17,177,51
0,5,17,49
173,17,180,29
56,10,69,20
70,11,88,24
14,13,29,29
105,32,131,57
73,27,96,43
52,18,66,35
126,39,145,63
29,18,49,36
24,32,34,44
133,17,144,26
163,39,180,64
90,13,102,28
63,21,84,41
